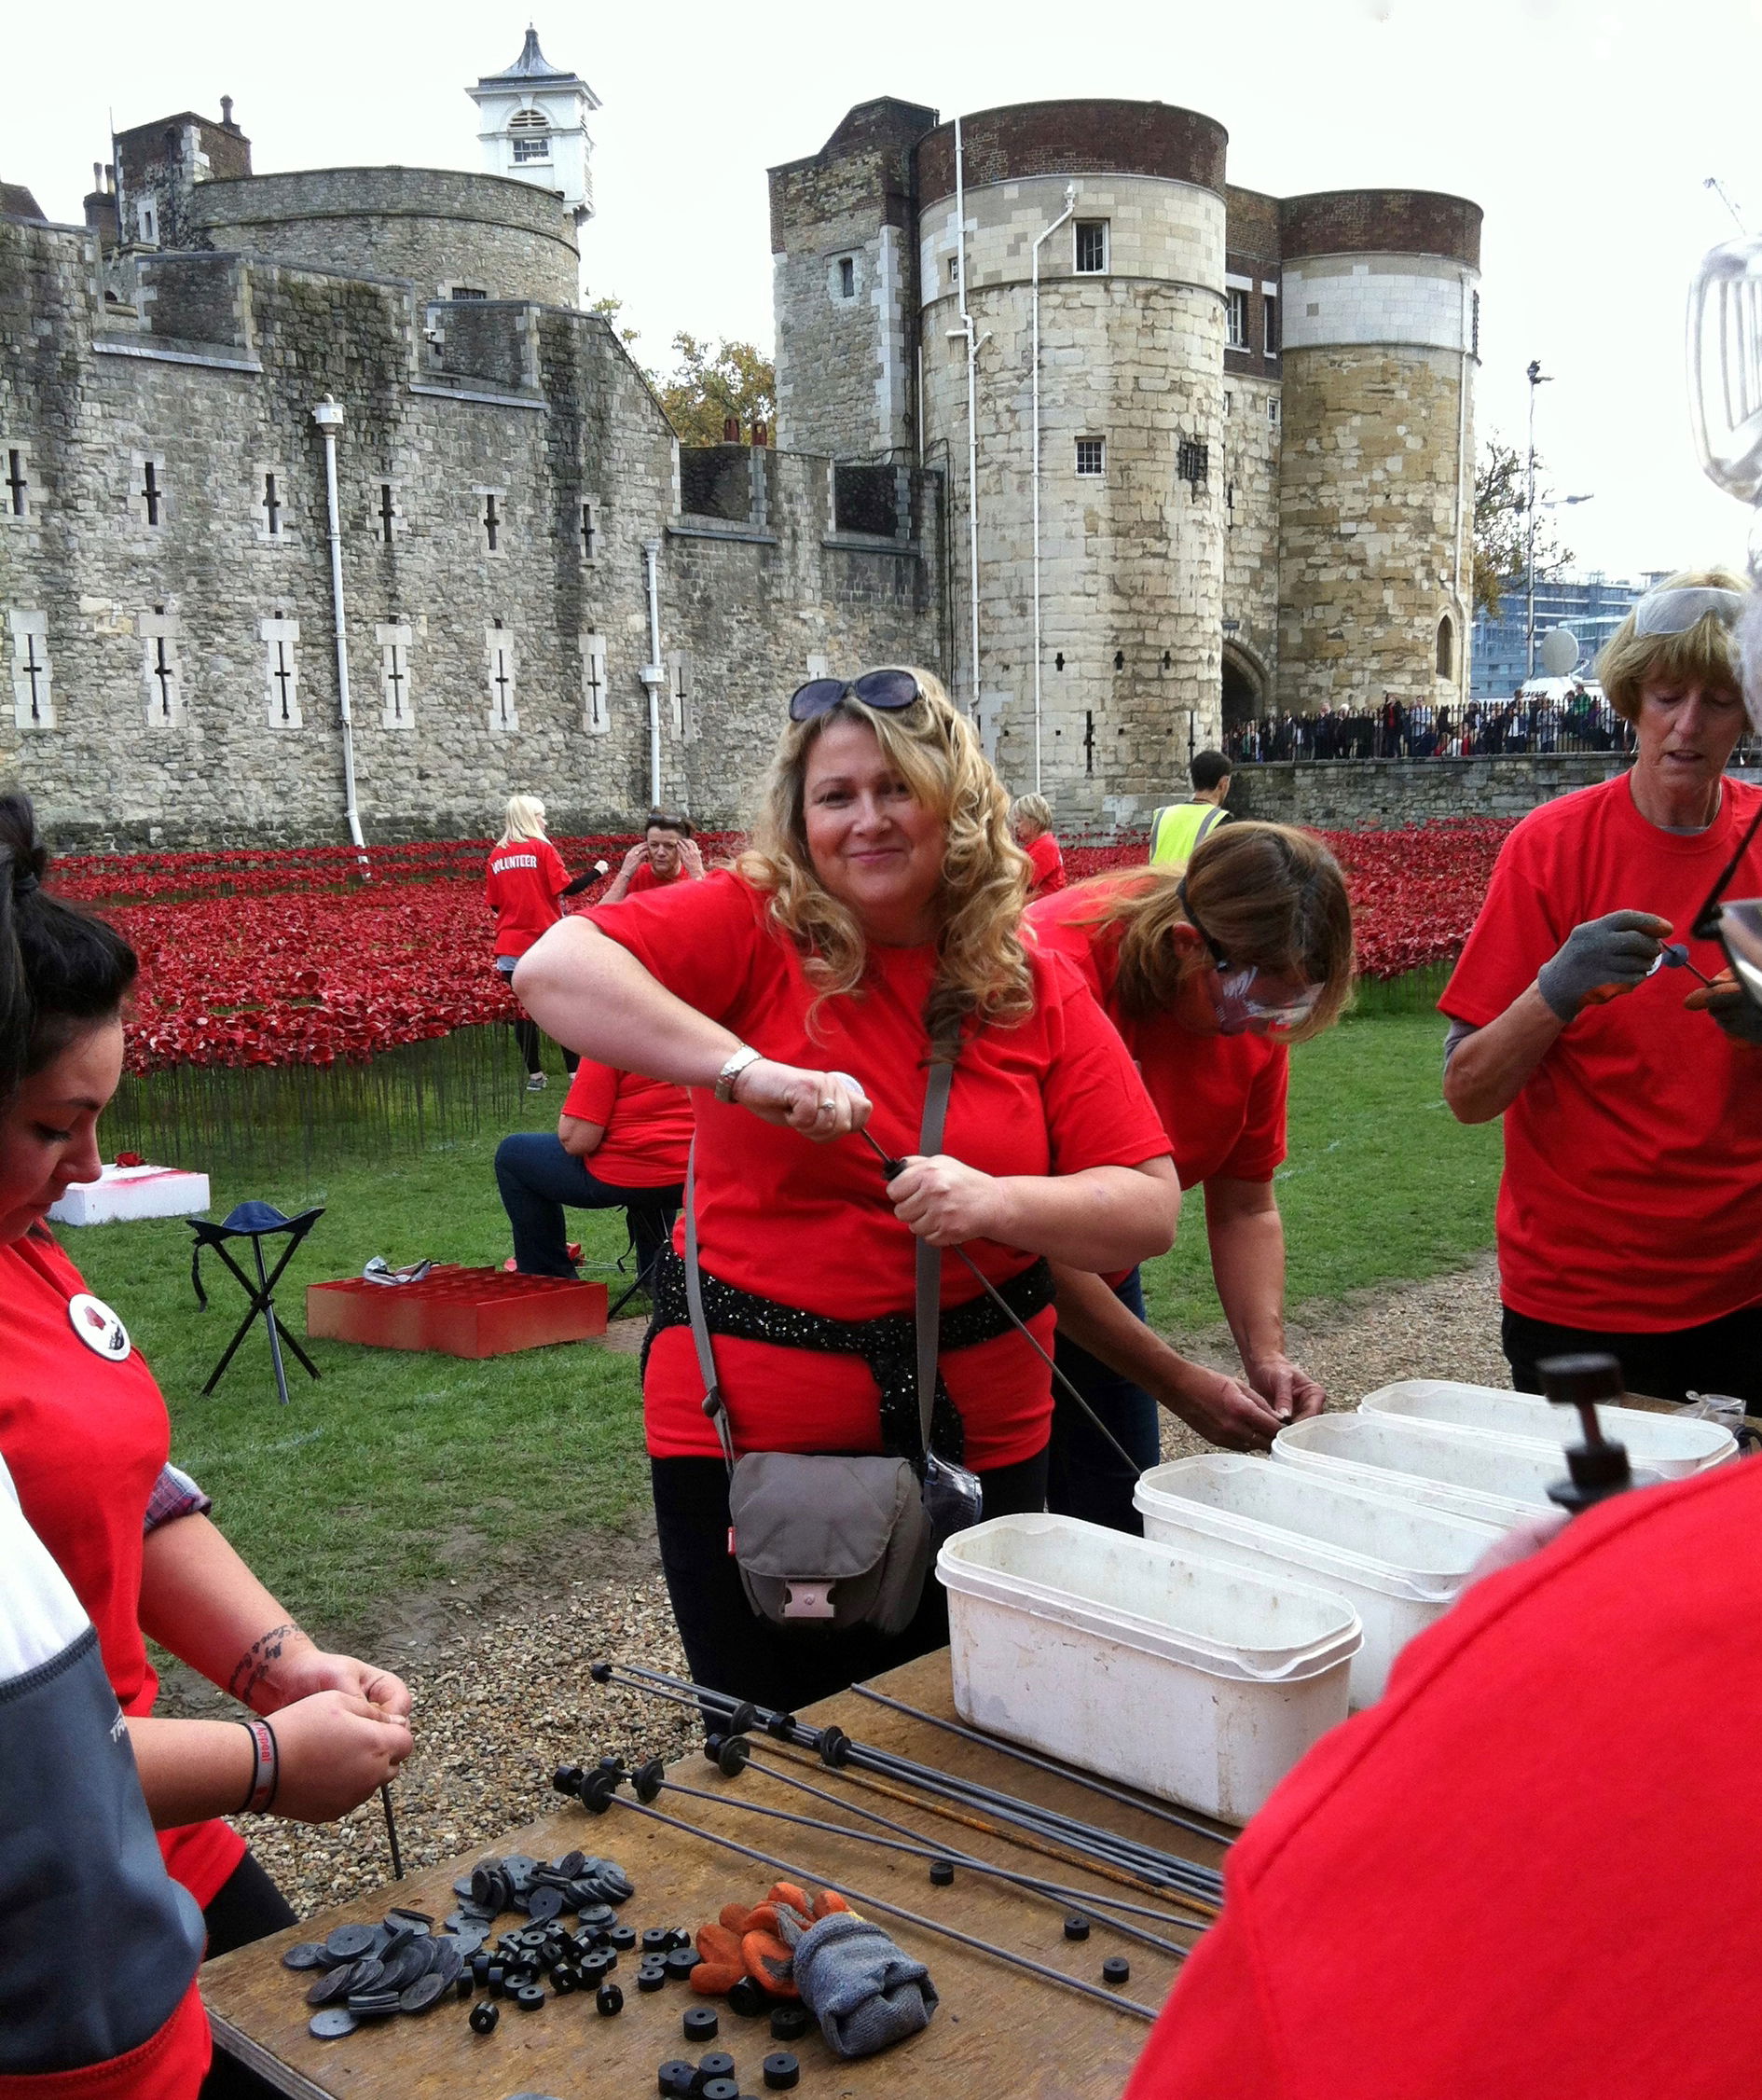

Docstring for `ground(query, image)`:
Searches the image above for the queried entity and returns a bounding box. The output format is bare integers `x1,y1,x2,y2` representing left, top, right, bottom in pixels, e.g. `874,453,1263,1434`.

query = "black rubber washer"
637,1965,668,1994
551,1966,579,1995
682,2003,720,2041
929,1858,955,1886
1064,1915,1091,1941
815,1725,850,1769
468,1999,500,2034
768,2003,810,2042
281,1941,327,1971
642,1927,674,1953
727,1976,766,2018
1102,1955,1131,1985
527,1886,565,1924
657,2062,698,2097
702,2083,741,2100
608,1924,639,1952
763,2052,801,2091
597,1982,625,2016
516,1983,547,2010
324,1923,377,1959
726,1700,758,1734
666,1947,703,1981
589,1659,613,1683
698,2054,736,2082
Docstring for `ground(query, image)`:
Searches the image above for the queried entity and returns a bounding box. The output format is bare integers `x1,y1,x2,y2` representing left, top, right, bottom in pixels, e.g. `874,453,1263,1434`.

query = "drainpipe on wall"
310,397,368,864
641,536,665,808
955,117,981,712
1031,184,1079,794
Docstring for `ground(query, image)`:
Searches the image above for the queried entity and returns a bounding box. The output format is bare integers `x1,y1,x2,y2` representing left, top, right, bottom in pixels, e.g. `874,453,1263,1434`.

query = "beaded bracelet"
238,1716,280,1815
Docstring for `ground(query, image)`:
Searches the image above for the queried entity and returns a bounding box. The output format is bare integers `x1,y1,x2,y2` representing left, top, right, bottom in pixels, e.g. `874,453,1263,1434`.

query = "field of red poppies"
54,820,1512,1073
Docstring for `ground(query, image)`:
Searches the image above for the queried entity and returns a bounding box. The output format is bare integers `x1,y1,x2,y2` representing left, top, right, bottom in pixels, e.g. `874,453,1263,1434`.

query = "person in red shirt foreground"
494,1054,691,1286
1441,569,1762,1402
1011,793,1067,897
485,794,583,1091
598,809,706,902
1123,1458,1762,2100
517,668,1177,1711
1026,825,1354,1530
0,794,414,2085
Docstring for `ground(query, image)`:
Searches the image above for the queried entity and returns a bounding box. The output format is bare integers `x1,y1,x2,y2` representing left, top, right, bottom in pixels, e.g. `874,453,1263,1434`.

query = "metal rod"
726,1751,1202,1946
600,1791,1160,2022
848,1682,1233,1850
380,1783,403,1880
600,1663,1221,1900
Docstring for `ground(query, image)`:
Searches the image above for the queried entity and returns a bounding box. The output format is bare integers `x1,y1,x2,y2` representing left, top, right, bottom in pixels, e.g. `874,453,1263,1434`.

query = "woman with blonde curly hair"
1029,824,1355,1527
517,667,1177,1707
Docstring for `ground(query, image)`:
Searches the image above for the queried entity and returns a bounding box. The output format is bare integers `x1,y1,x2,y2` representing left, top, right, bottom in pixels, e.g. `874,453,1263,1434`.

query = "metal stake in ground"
557,1767,1160,2023
379,1782,404,1881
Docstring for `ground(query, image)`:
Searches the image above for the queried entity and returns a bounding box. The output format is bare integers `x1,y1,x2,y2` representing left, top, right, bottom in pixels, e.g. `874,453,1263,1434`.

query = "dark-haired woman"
0,796,413,2057
1027,822,1356,1531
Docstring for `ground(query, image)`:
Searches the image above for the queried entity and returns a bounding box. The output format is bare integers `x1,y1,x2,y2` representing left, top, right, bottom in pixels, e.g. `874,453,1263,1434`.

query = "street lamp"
1525,359,1553,677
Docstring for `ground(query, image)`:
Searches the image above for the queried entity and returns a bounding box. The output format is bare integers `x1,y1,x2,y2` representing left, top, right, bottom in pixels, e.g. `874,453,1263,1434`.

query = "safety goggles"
1631,586,1749,637
789,668,924,723
1180,887,1325,1034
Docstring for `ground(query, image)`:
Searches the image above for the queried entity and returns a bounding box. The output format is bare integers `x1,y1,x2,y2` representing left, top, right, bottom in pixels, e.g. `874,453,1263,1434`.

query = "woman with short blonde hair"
1029,822,1356,1523
1011,791,1067,897
517,666,1177,1709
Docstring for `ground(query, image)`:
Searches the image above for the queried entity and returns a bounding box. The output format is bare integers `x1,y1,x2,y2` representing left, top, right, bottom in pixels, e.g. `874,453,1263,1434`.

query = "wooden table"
201,1650,1230,2098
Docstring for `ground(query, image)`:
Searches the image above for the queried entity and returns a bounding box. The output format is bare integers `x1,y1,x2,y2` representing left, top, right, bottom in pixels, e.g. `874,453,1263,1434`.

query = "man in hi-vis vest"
1149,751,1232,867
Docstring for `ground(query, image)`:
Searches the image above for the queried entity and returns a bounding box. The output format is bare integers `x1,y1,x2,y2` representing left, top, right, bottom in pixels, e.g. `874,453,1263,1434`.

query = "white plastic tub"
937,1513,1360,1823
1135,1456,1498,1707
1358,1378,1737,1479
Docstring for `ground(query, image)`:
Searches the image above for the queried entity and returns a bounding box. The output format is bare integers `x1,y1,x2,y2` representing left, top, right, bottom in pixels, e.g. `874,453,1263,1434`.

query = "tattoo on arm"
227,1623,307,1709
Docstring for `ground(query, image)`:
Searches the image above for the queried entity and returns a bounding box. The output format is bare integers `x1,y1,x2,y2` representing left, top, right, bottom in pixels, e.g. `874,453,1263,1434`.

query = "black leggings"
650,1446,1050,1717
201,1851,298,2099
1502,1302,1762,1407
512,1015,579,1079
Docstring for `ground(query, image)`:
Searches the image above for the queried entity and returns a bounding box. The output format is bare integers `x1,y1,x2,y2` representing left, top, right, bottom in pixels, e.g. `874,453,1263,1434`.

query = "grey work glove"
1535,911,1672,1021
777,1904,938,2059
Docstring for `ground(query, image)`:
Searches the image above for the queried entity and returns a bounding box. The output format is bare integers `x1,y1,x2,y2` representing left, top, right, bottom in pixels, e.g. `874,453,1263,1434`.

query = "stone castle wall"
187,168,582,306
1221,373,1281,705
0,215,942,850
1226,753,1628,831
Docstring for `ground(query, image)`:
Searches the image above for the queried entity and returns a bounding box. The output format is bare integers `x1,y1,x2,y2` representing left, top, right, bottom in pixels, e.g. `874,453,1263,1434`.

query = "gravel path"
178,1257,1507,1919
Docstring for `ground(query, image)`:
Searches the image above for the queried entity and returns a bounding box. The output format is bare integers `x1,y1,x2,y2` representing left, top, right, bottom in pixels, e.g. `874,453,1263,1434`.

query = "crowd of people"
1225,688,1643,764
4,567,1762,2097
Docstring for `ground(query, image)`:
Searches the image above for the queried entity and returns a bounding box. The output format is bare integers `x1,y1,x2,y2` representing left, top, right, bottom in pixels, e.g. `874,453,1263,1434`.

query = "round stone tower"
915,101,1229,823
1275,191,1480,715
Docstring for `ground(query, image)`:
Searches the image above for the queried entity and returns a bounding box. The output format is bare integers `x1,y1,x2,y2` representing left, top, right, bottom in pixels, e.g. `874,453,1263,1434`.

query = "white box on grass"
49,1164,212,1226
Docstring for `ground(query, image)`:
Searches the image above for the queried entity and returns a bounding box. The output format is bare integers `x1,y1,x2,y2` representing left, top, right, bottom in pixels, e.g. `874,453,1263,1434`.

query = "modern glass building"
1470,573,1664,698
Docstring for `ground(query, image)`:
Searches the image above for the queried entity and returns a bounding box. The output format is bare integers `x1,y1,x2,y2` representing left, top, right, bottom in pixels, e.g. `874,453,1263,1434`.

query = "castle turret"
915,99,1230,819
1275,190,1480,712
469,29,599,227
114,104,251,253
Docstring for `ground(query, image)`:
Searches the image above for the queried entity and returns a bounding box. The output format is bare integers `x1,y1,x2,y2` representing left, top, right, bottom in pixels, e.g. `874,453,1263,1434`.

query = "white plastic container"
1358,1378,1737,1479
48,1163,211,1226
936,1513,1360,1823
1135,1456,1498,1707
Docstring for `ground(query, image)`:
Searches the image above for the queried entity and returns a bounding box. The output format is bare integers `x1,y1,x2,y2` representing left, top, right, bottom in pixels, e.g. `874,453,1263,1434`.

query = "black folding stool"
189,1201,324,1404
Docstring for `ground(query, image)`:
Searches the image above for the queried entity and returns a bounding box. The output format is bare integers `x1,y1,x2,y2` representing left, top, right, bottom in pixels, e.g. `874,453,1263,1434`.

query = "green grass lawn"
69,1008,1501,1638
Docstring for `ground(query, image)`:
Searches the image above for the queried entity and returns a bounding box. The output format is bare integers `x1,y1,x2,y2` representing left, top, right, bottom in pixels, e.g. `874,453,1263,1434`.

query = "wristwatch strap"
713,1044,763,1103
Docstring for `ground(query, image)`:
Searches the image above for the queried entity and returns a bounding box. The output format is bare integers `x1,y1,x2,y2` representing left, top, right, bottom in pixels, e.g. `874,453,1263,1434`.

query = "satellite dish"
1539,628,1580,677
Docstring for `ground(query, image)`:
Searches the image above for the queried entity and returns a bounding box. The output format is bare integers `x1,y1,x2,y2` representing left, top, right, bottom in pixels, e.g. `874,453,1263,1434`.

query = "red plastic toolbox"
306,1266,608,1358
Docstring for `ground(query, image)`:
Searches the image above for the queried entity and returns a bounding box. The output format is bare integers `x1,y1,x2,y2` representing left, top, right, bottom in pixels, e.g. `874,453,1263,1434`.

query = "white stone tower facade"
469,29,599,226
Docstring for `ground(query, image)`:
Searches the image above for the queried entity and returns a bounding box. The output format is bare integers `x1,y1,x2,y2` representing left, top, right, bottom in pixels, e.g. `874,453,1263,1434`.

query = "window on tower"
510,108,551,161
1075,436,1106,477
1227,289,1248,349
1074,221,1108,274
836,256,856,300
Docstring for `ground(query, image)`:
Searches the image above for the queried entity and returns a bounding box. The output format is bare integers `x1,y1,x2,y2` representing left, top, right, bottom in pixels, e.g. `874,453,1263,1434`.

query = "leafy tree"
652,334,777,447
1474,435,1572,619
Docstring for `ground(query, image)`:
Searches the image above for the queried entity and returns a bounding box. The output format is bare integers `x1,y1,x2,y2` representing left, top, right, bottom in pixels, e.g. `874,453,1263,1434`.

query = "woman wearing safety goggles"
1026,824,1356,1525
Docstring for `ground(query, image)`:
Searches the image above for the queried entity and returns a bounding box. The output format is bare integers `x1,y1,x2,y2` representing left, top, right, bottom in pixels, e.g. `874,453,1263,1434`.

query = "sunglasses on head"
789,668,925,723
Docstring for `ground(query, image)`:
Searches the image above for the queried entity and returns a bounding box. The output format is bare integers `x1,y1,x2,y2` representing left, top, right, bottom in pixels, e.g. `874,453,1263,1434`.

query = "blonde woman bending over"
517,667,1177,1711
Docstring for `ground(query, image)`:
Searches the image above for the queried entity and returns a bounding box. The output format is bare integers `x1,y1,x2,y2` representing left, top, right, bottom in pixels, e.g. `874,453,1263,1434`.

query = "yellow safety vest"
1148,802,1229,868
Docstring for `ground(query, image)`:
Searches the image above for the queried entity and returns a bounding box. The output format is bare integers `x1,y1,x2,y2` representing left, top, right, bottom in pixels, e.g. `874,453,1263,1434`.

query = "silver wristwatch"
713,1043,764,1103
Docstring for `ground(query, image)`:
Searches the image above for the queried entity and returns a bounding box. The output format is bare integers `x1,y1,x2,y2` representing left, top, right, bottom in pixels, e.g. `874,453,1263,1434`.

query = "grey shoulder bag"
685,1060,960,1637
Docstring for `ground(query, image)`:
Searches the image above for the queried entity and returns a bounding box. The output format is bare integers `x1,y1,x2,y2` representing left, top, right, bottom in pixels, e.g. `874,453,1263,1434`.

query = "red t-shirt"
1125,1458,1762,2100
591,871,1171,1464
561,1058,692,1188
1024,831,1067,897
626,861,687,895
1440,774,1762,1329
1028,877,1288,1188
485,837,569,959
0,1233,245,1909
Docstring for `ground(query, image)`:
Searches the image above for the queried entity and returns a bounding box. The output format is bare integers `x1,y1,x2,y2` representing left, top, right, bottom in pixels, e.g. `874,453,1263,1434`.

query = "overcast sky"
10,0,1760,582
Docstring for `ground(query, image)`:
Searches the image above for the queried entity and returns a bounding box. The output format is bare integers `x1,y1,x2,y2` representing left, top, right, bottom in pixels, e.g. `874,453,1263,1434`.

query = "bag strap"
684,1142,741,1472
913,1057,954,1463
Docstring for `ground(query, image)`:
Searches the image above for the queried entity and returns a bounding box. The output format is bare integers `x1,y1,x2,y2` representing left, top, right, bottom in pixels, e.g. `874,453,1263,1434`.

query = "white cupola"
468,27,600,224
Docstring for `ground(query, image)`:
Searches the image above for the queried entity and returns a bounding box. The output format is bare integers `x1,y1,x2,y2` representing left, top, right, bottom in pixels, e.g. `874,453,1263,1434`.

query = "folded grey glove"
1535,910,1668,1021
778,1904,938,2059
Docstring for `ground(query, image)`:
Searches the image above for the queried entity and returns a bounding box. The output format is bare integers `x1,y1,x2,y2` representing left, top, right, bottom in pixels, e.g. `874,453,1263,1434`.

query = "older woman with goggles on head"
1443,567,1762,1405
1026,823,1355,1529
